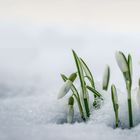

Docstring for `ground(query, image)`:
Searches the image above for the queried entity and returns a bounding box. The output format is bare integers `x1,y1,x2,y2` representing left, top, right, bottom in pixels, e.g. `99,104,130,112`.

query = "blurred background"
0,0,140,97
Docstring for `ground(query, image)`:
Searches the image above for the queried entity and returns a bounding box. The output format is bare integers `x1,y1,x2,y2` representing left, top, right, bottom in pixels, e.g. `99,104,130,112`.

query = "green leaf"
72,50,86,95
80,58,95,88
86,86,102,99
61,74,68,81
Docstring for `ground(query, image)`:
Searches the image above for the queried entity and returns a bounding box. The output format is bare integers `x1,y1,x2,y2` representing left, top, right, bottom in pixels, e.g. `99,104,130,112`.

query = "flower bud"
67,97,74,123
102,65,110,90
67,105,74,123
111,84,118,105
115,51,129,73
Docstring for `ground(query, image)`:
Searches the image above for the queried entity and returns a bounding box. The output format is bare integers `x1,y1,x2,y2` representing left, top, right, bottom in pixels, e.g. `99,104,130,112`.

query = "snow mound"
0,83,140,140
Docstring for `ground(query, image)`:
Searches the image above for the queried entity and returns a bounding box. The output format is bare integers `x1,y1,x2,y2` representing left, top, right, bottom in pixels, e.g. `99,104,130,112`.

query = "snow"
0,23,140,140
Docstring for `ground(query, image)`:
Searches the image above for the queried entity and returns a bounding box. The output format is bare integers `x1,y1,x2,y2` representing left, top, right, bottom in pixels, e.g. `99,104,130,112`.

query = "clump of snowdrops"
58,50,109,123
57,50,139,129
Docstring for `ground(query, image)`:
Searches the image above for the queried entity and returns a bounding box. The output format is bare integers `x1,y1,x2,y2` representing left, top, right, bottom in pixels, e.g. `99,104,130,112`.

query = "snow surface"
0,23,140,140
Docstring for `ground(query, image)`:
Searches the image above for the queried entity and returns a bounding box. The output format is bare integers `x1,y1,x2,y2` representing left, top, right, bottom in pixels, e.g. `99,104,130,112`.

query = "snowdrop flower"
102,65,110,90
67,97,74,123
116,51,133,128
115,51,129,73
111,85,118,106
57,73,77,99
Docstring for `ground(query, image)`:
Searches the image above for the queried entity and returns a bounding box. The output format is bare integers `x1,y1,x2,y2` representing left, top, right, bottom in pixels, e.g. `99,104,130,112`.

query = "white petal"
57,80,73,99
67,105,74,123
115,51,128,73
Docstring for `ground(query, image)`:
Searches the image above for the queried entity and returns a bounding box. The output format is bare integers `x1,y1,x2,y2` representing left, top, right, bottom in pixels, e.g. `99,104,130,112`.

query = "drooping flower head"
115,51,129,73
57,73,77,99
111,84,118,106
115,51,132,87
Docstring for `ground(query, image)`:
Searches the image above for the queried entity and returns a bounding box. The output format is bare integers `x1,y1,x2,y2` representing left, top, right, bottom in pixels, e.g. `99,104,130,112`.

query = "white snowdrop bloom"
57,80,73,99
102,65,110,90
115,51,129,73
67,105,74,123
137,88,140,107
58,72,77,99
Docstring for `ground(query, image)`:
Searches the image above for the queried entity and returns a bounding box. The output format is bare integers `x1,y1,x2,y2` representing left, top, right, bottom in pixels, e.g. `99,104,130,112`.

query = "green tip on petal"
68,96,74,106
69,73,77,82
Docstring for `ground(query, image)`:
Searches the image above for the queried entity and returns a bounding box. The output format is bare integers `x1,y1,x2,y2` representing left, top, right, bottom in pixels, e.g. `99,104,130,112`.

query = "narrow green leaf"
80,58,95,88
72,50,91,118
72,50,86,95
86,86,102,99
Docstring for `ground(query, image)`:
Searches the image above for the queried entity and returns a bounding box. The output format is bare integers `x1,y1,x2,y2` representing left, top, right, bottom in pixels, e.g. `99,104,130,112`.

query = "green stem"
115,110,119,128
93,95,98,108
128,98,133,128
127,89,133,128
73,94,85,121
91,81,98,108
84,97,90,118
